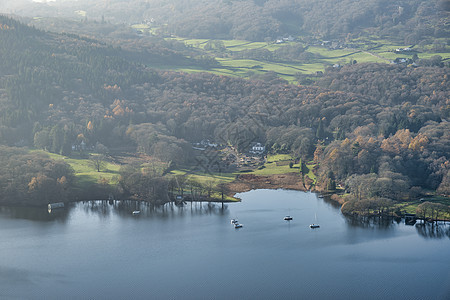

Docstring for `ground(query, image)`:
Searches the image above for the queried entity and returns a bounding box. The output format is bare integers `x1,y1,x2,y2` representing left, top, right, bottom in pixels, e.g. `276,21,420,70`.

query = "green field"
170,169,235,184
250,162,300,175
169,169,238,201
33,150,121,188
165,35,449,82
266,154,293,162
394,197,450,220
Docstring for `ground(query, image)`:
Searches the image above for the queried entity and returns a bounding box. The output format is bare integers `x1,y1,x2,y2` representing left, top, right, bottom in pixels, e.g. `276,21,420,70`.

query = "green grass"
394,197,450,219
32,150,121,188
169,169,238,201
225,41,267,51
131,24,150,30
308,46,355,58
214,58,305,82
169,169,235,185
162,34,449,82
416,52,450,60
266,154,293,162
250,163,299,175
247,154,299,175
305,163,317,184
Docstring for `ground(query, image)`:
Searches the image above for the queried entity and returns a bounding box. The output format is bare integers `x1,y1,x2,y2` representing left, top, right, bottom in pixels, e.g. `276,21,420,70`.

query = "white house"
250,142,265,154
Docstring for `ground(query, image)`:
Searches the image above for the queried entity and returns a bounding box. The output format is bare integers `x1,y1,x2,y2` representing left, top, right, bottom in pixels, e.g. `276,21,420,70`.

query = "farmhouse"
392,57,412,64
250,142,265,154
192,139,218,150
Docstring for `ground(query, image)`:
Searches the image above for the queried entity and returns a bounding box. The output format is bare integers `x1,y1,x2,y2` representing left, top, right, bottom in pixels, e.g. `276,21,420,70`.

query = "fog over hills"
2,0,449,42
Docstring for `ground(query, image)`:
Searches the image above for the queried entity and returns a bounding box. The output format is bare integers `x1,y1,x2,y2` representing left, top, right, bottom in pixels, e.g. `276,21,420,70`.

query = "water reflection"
415,222,450,239
0,205,69,222
321,195,342,209
1,197,449,241
344,215,396,230
79,200,229,219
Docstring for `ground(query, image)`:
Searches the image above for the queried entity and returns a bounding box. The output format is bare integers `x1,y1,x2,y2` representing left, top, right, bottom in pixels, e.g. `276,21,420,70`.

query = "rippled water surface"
1,189,449,299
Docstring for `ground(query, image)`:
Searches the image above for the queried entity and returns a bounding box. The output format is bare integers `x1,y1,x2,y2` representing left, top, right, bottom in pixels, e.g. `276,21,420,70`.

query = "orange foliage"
113,105,125,116
381,129,412,154
408,134,429,151
104,84,121,92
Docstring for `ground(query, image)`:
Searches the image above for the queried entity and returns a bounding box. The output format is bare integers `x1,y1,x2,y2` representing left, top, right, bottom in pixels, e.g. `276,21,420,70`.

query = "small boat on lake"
310,213,319,228
284,216,293,221
132,210,141,215
231,219,239,224
234,223,243,228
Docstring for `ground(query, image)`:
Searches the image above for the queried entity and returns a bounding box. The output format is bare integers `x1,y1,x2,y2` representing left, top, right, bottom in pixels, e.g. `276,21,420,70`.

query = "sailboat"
284,209,293,221
310,213,320,228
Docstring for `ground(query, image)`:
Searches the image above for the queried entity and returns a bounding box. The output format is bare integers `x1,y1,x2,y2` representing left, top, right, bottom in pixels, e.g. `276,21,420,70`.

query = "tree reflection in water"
415,222,450,239
0,205,69,222
345,214,395,230
80,200,228,219
344,213,450,239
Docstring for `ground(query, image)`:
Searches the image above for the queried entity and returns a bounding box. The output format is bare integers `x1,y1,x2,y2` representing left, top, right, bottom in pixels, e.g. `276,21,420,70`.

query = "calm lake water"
1,189,449,300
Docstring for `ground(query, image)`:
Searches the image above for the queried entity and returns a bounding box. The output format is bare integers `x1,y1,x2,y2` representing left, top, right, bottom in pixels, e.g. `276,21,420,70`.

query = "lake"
1,189,449,299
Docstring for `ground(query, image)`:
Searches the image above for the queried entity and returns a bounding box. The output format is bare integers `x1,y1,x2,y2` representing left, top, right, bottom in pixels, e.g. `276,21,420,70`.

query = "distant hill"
1,0,449,42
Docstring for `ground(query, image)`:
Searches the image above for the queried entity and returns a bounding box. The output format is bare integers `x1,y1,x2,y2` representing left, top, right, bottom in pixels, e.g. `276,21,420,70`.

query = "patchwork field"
165,35,449,82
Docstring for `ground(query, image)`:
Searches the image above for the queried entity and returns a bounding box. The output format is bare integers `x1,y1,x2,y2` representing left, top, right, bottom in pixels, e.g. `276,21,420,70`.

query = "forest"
0,10,448,214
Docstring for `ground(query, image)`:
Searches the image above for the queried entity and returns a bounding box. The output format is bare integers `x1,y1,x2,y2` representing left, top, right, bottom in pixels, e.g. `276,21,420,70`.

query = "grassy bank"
32,150,120,189
394,197,450,218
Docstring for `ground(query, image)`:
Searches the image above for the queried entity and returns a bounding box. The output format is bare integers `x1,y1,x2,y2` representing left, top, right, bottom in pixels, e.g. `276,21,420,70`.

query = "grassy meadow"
164,35,449,82
33,150,121,189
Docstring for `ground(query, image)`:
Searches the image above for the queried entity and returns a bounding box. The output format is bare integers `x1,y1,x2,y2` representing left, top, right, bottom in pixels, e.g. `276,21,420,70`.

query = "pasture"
165,35,449,82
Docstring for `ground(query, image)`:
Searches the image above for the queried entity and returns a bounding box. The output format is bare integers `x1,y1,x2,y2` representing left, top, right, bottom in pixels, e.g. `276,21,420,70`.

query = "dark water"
1,189,449,300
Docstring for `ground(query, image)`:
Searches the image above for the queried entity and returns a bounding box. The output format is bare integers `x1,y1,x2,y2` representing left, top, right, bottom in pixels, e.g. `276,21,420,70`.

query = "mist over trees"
3,0,449,43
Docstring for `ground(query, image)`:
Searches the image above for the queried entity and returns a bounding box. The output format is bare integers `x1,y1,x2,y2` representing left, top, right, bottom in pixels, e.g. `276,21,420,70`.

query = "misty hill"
2,0,449,43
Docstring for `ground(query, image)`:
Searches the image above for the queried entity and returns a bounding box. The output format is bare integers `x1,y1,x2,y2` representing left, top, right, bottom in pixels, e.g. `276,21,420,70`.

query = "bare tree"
90,154,106,172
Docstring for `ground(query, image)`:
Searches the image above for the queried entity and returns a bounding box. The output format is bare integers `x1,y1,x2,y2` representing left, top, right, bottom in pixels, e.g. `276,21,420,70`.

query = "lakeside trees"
0,146,74,205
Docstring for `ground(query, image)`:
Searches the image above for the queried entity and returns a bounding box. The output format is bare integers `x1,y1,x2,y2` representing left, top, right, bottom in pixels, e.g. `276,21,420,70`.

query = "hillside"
2,0,449,43
0,15,449,207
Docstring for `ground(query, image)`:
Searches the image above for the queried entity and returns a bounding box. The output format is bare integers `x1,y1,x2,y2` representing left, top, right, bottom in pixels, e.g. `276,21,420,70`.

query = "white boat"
234,223,243,228
231,219,238,224
132,210,141,215
284,216,293,221
310,213,319,228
